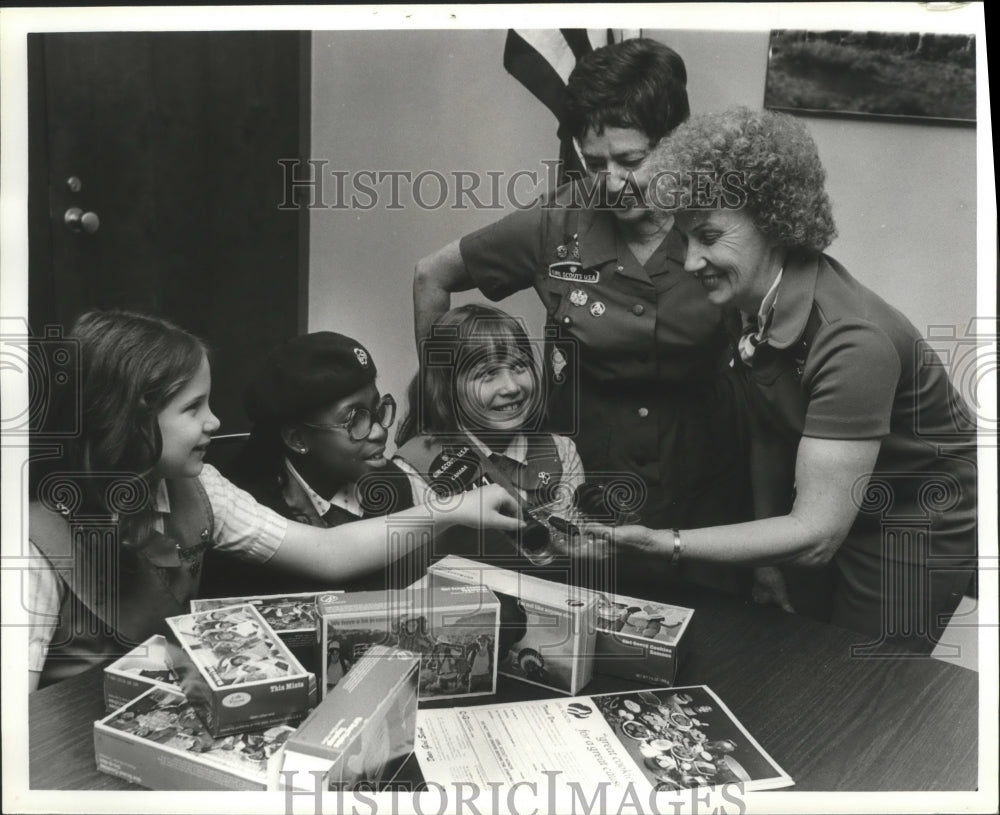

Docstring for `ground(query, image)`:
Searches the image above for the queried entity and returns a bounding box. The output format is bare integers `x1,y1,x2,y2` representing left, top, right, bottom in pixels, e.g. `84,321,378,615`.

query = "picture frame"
764,29,976,126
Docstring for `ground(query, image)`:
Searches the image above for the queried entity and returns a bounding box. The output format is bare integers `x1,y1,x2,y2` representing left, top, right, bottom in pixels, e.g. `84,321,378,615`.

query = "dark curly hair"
653,107,837,252
564,38,689,143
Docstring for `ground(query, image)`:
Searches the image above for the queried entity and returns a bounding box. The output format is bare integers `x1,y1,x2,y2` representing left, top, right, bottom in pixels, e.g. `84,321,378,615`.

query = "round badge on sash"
590,301,606,317
569,289,588,307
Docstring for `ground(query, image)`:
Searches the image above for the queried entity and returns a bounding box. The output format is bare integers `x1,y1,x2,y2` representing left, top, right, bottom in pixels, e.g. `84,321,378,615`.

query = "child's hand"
437,484,524,532
548,516,615,561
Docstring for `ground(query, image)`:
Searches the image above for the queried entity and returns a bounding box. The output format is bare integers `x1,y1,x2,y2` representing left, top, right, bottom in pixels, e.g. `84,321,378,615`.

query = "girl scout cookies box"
427,555,597,695
316,573,500,701
164,603,314,737
591,593,694,685
280,644,420,792
103,635,181,712
94,686,294,791
190,590,342,674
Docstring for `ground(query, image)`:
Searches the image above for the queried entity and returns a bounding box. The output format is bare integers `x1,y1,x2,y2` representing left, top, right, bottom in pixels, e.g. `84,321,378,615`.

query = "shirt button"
632,304,645,316
562,316,572,325
638,407,649,418
617,265,624,272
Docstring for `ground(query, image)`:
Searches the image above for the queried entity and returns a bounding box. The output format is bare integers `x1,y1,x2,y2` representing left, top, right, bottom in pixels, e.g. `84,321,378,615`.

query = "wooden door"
28,31,309,433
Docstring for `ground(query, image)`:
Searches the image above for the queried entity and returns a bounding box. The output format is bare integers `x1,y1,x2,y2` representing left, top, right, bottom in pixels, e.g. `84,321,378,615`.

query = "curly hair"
564,38,689,143
653,107,837,252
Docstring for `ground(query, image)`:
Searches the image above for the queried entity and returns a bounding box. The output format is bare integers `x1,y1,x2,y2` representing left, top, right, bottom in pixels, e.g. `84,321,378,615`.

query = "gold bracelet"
670,528,682,564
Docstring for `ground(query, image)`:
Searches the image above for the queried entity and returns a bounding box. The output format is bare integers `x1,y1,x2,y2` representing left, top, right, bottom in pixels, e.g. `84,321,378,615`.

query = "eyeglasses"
300,394,396,441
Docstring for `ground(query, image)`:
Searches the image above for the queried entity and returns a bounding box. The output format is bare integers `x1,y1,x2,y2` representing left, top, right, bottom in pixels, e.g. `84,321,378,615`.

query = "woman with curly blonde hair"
579,108,977,652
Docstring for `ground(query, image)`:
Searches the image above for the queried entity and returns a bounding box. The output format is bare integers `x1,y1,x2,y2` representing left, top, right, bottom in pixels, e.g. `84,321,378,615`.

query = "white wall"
310,29,978,452
309,30,548,446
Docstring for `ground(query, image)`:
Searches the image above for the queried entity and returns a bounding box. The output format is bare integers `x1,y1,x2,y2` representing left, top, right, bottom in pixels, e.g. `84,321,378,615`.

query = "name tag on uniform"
429,446,488,497
548,261,600,284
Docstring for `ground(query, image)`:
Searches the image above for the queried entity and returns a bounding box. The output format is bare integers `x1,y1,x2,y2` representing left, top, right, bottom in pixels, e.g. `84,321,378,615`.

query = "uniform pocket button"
562,316,572,325
637,407,649,418
632,304,645,316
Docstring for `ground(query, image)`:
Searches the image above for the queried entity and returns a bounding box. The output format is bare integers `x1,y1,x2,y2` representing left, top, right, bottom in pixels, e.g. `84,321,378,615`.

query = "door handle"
64,207,100,234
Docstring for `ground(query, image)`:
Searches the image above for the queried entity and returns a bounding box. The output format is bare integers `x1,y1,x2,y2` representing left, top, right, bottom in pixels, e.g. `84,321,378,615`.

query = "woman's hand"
751,566,796,613
434,483,524,533
549,516,663,561
603,524,664,556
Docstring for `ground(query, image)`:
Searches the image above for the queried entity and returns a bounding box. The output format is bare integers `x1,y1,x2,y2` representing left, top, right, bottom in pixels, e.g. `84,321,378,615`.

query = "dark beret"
244,331,377,424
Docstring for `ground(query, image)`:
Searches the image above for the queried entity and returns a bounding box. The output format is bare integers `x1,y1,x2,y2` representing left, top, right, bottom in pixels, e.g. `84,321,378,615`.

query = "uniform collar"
741,268,784,332
464,431,528,464
284,459,362,519
576,204,619,269
123,478,168,529
761,252,820,350
577,205,683,280
151,478,171,514
661,223,687,265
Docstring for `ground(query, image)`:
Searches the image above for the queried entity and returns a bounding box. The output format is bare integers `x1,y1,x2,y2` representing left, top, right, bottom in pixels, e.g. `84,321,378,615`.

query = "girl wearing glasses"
27,311,521,689
394,304,585,571
202,330,421,596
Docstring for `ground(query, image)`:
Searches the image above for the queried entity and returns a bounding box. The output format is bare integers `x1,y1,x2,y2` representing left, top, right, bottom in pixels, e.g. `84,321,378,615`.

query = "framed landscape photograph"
764,29,976,125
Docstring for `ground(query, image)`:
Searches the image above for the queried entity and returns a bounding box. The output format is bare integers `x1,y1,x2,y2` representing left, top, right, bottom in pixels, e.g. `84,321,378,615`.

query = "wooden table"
29,586,978,792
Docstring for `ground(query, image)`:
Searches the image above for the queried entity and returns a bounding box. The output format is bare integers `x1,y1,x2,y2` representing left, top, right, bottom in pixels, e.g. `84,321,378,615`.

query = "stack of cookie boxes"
94,603,314,790
425,556,694,690
190,590,339,674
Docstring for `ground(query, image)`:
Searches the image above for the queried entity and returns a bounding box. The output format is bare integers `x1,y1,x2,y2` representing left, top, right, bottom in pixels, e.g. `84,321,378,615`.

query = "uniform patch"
569,289,588,307
548,262,600,284
589,301,606,317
